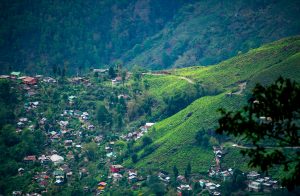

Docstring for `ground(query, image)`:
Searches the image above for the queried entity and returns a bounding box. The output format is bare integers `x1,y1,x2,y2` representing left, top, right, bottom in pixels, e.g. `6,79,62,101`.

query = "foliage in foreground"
217,77,300,190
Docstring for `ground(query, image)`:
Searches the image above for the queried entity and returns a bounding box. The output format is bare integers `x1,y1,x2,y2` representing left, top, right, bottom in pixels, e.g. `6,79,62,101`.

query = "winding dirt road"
144,72,195,84
231,143,300,149
179,76,195,84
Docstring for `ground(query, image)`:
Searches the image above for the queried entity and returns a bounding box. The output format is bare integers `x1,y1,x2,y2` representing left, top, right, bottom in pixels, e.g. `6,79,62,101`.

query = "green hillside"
123,0,300,69
1,0,300,74
128,36,300,174
145,36,300,97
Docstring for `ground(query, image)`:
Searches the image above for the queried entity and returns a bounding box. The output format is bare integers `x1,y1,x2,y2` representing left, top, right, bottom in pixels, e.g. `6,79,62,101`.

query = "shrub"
131,153,138,163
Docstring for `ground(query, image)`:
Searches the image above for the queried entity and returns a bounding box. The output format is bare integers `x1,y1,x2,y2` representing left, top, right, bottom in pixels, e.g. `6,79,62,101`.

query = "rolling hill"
127,36,300,175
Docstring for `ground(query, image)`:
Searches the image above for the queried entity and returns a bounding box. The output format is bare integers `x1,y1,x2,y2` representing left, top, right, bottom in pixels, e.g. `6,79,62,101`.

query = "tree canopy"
96,103,112,127
216,77,300,190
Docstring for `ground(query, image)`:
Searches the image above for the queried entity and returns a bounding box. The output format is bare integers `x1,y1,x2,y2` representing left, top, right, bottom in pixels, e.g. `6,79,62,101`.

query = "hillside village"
0,0,300,194
0,66,283,196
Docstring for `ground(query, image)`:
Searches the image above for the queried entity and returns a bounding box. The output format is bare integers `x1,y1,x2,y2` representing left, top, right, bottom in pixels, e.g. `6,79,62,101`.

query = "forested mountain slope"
1,0,299,74
0,0,187,74
128,36,300,174
124,0,300,69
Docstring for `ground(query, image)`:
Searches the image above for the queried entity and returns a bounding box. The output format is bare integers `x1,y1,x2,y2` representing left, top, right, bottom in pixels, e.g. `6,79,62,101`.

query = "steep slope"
128,36,300,174
0,0,187,74
145,36,300,98
1,0,300,74
123,0,300,69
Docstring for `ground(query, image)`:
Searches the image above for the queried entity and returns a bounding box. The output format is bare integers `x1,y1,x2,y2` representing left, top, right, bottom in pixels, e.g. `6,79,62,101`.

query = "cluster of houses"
23,154,64,166
111,76,122,86
24,101,39,111
1,72,58,99
247,171,278,192
22,152,81,189
158,171,171,183
4,70,283,195
92,68,131,86
17,117,29,128
205,145,280,194
120,122,155,141
22,153,66,186
0,72,57,86
43,77,57,83
209,146,228,178
67,77,92,88
4,71,122,195
1,72,41,101
105,141,117,158
22,129,88,190
96,165,140,195
15,79,97,193
199,179,221,195
176,175,197,195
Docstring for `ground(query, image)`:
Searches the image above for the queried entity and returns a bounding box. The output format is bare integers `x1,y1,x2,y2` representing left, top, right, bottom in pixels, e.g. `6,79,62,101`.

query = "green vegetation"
0,35,300,195
0,0,186,74
217,77,300,190
0,80,46,194
128,36,300,177
124,0,300,69
1,1,300,73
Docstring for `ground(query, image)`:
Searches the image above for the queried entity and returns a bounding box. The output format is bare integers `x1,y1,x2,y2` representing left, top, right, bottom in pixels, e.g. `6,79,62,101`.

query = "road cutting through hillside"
231,143,300,149
179,76,195,84
144,72,195,84
232,82,247,95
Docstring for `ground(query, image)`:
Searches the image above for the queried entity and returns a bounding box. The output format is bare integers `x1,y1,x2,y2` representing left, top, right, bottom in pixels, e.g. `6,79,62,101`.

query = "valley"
0,36,299,195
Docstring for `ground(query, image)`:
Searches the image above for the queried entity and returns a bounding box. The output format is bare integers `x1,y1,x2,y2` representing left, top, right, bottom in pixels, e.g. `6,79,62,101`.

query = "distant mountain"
123,0,300,69
0,0,299,74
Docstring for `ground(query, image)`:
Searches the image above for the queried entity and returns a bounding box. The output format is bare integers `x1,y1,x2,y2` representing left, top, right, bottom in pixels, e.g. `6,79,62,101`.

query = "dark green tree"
147,175,166,195
185,162,191,180
216,77,300,190
195,129,204,145
173,165,179,180
143,79,150,91
116,114,123,131
57,67,61,76
0,125,19,147
94,71,99,78
131,153,138,163
142,136,152,147
52,65,57,76
121,70,127,85
96,103,111,127
108,66,116,79
162,51,171,67
62,66,67,78
84,142,98,161
132,65,143,81
187,162,191,175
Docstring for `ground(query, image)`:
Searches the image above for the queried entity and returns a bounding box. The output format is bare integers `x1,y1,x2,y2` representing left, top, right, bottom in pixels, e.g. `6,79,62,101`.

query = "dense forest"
0,0,187,74
1,0,300,74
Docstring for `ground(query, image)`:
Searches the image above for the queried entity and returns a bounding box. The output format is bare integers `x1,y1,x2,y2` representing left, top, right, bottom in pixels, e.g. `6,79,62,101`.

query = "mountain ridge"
1,0,300,74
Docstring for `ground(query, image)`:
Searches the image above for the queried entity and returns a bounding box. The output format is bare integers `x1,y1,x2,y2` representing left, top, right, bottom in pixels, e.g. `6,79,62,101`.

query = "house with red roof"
23,155,37,162
22,77,37,85
110,165,124,173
